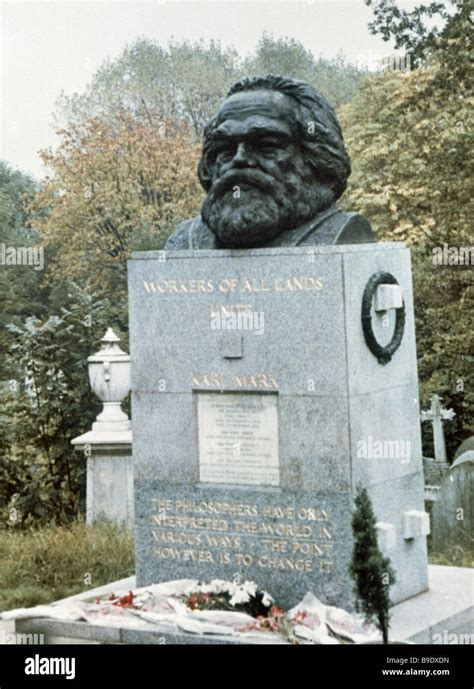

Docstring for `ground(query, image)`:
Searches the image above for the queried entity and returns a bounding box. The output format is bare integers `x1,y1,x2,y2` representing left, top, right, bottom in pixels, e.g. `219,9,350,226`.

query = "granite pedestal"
128,243,429,609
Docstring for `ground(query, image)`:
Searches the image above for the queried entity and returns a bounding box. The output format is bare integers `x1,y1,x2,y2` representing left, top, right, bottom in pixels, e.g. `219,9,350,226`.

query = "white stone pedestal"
71,327,133,527
72,428,133,527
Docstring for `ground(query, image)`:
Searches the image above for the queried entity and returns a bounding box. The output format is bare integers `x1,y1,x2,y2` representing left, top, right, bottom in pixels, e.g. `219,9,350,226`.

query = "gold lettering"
190,371,224,388
206,534,241,549
260,522,312,538
150,498,334,578
319,560,334,573
297,508,329,521
292,541,333,556
257,555,313,572
154,547,214,563
152,530,202,546
151,499,173,511
261,539,288,553
234,553,253,566
233,520,258,533
144,276,322,296
274,276,324,292
261,506,294,519
233,373,278,389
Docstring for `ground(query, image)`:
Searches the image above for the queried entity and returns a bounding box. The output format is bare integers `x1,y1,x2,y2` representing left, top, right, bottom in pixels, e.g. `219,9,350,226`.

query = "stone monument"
128,75,429,610
71,329,133,526
430,452,473,554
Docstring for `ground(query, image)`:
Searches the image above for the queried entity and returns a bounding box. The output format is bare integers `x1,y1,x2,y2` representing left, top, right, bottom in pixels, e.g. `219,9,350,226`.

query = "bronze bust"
165,75,374,250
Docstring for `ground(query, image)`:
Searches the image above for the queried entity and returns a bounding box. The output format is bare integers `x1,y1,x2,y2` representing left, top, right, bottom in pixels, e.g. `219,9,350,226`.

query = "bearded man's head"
198,75,351,248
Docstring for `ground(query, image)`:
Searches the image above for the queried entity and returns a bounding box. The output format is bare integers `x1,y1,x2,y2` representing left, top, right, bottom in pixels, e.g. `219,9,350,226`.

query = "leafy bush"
0,283,120,525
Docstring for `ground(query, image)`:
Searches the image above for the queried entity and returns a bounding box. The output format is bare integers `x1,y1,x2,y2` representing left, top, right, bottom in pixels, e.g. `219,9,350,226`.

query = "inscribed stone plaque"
198,392,280,486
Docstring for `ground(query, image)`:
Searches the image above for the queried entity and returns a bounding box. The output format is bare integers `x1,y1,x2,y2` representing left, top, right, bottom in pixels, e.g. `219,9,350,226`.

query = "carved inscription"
143,276,323,295
197,393,280,486
150,498,334,575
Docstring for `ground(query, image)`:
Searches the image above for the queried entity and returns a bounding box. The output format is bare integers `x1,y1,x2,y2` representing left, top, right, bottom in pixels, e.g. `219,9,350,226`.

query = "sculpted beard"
201,163,334,248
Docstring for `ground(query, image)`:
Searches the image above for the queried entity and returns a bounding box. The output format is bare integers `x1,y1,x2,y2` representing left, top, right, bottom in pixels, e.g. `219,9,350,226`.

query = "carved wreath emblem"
361,271,406,365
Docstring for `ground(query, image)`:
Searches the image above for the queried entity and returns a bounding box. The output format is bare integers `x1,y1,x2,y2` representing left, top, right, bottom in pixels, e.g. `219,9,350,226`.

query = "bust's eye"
216,143,237,159
258,140,281,154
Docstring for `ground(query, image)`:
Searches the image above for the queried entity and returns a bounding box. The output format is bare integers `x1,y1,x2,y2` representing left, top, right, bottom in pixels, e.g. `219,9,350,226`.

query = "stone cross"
421,394,455,465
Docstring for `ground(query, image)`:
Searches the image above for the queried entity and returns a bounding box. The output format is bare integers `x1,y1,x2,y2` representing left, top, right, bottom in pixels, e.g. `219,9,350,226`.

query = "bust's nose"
230,142,256,168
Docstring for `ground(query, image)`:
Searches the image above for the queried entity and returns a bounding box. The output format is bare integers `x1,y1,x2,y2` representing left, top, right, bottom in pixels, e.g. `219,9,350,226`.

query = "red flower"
292,611,308,624
118,591,135,607
188,595,198,610
270,607,284,618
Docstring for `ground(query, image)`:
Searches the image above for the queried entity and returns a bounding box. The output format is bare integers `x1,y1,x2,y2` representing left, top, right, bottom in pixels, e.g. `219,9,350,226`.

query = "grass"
428,546,472,569
0,520,134,612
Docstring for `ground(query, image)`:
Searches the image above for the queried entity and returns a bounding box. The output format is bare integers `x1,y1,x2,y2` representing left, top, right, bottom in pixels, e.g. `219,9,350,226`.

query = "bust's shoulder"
297,207,376,246
164,218,197,249
165,208,376,249
334,210,376,244
165,216,217,250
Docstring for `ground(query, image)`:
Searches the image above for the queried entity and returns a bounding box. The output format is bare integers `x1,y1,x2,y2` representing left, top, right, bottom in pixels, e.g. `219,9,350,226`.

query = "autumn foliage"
32,113,203,290
340,17,473,455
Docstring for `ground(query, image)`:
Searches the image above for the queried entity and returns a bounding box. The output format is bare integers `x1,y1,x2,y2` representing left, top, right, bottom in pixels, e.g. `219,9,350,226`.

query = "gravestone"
454,436,474,461
430,452,473,554
128,242,429,609
421,394,455,466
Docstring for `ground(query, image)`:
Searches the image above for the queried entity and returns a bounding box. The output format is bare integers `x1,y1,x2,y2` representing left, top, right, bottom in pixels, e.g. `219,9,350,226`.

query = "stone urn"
88,328,131,432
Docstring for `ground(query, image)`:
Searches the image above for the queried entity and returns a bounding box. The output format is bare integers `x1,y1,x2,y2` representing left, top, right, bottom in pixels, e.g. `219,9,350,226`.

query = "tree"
56,38,241,137
365,0,472,68
340,8,473,457
31,113,203,295
0,161,37,240
350,486,396,644
0,161,44,381
245,33,364,108
56,35,365,138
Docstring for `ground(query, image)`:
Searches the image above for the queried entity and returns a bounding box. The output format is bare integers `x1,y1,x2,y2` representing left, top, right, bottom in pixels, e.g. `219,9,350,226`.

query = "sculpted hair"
198,74,351,199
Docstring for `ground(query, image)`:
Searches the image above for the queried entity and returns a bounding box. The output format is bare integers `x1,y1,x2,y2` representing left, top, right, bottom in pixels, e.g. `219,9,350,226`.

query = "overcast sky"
1,0,419,180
